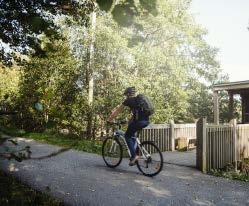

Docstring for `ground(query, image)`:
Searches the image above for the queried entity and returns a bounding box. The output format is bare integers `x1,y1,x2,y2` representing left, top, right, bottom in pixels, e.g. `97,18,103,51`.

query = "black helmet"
123,87,136,96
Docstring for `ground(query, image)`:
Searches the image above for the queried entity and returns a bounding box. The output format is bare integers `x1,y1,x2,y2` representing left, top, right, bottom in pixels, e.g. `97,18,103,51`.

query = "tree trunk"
86,8,96,138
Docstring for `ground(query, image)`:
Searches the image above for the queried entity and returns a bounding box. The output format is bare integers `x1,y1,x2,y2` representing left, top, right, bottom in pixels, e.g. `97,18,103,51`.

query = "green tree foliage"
0,0,94,64
99,0,221,125
2,0,232,138
113,0,222,123
64,12,133,136
0,0,157,64
16,39,88,133
0,64,21,112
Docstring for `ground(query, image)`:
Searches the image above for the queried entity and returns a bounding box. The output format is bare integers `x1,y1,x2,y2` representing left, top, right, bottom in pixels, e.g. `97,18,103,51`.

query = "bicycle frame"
111,131,151,160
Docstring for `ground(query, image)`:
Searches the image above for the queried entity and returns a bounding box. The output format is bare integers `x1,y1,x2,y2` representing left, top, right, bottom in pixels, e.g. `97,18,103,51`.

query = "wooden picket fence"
237,124,249,159
138,118,249,173
139,122,196,152
205,124,235,171
197,118,249,172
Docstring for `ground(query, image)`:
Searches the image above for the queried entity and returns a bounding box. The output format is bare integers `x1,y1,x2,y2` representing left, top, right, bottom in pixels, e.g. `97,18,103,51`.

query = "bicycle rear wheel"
136,141,163,177
102,137,123,168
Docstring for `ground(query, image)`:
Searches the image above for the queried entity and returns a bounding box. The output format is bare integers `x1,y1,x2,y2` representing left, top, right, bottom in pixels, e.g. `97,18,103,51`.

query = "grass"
0,126,102,155
209,163,249,182
0,170,64,206
210,169,249,182
0,126,26,137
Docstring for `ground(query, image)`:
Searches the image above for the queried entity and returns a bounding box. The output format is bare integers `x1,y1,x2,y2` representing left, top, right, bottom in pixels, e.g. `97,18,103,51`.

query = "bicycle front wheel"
136,141,163,177
102,137,123,168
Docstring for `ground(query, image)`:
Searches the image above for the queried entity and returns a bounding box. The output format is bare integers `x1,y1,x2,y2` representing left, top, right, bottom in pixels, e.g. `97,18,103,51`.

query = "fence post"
196,119,202,170
202,118,207,173
170,120,175,151
232,119,237,171
196,118,207,173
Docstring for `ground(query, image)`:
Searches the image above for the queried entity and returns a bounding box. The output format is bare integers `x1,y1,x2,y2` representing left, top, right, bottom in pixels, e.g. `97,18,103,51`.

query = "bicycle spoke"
136,141,163,177
102,137,123,168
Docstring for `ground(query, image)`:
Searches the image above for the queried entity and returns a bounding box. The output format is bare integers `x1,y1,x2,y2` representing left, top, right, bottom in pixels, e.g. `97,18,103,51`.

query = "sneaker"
129,155,140,166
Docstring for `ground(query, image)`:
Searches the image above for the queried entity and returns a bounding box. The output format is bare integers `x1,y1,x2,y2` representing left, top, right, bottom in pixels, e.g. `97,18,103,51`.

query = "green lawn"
0,126,102,155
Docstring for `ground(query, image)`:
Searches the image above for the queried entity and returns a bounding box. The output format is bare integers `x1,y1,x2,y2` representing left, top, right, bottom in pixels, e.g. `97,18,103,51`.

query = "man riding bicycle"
107,87,153,166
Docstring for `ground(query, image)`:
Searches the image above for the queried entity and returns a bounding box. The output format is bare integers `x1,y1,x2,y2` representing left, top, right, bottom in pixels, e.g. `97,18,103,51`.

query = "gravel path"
162,150,196,167
0,138,248,206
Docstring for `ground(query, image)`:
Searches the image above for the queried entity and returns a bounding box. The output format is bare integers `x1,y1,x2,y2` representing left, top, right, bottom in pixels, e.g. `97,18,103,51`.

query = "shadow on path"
30,148,71,160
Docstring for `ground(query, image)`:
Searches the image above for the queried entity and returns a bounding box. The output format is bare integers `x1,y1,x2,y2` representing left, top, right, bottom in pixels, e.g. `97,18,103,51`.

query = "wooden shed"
213,80,249,124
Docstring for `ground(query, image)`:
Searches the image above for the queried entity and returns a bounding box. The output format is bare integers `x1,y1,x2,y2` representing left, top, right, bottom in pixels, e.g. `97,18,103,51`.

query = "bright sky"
190,0,249,82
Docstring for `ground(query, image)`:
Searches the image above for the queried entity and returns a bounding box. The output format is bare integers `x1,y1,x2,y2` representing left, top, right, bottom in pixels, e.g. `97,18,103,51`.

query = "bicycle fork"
136,138,151,159
109,141,117,153
110,136,132,158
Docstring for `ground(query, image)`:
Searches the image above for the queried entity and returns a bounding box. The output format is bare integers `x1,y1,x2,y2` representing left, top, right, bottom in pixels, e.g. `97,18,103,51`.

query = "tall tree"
63,0,225,127
0,0,94,64
16,38,85,132
0,0,158,64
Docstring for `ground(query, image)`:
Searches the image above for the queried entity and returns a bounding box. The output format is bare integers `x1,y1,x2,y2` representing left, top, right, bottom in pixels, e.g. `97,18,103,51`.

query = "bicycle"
102,120,163,177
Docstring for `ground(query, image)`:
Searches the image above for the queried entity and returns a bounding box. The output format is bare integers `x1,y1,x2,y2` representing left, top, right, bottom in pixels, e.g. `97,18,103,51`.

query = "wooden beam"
229,92,234,121
241,94,245,123
242,94,249,123
232,119,237,171
213,80,249,92
202,118,207,173
196,118,207,172
170,120,175,151
213,91,219,124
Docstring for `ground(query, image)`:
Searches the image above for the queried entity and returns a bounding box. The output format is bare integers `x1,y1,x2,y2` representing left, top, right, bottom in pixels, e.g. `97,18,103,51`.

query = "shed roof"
213,80,249,92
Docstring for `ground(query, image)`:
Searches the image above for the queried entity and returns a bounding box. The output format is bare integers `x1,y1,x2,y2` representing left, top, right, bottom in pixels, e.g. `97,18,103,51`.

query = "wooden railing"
139,122,196,152
206,125,235,172
174,124,196,138
140,119,249,172
197,118,249,172
140,124,171,152
237,124,249,160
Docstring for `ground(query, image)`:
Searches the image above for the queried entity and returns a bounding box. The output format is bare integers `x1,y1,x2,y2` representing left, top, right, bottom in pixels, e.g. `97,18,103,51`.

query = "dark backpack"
136,94,155,116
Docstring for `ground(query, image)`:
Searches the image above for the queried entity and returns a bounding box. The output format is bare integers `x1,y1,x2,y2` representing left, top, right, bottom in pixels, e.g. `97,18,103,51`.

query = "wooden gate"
196,118,249,172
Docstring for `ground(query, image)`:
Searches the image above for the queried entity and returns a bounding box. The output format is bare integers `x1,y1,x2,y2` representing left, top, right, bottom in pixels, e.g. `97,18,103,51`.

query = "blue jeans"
125,120,149,159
